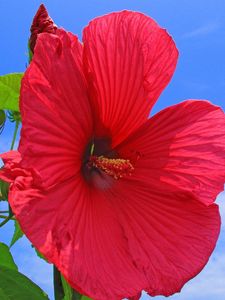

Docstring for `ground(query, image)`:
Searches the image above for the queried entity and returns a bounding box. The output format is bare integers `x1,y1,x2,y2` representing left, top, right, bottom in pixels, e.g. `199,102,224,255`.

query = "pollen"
88,155,134,179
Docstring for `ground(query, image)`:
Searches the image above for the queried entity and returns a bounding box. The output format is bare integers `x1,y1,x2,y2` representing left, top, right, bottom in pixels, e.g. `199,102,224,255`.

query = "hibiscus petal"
109,182,220,296
117,100,225,206
83,11,178,146
0,151,32,183
0,150,21,165
20,29,93,188
109,99,225,295
8,169,147,300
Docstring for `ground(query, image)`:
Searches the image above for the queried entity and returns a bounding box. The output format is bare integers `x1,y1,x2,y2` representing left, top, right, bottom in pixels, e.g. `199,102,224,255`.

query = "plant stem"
0,215,12,227
0,215,8,219
0,215,15,220
10,120,19,150
0,211,9,213
54,266,65,300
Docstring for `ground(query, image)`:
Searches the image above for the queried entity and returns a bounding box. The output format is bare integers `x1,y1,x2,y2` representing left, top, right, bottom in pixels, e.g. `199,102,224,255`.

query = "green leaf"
0,266,49,300
0,288,10,300
61,275,73,300
0,110,6,125
0,110,6,135
81,296,92,300
0,180,9,201
7,110,21,123
0,243,17,271
61,275,84,300
10,220,24,247
0,73,23,111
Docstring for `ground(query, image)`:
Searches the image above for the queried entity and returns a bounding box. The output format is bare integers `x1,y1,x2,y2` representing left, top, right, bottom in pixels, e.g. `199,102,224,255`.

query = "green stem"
0,215,12,227
72,290,82,300
0,215,15,220
0,211,9,214
54,266,65,300
10,120,19,150
0,215,8,219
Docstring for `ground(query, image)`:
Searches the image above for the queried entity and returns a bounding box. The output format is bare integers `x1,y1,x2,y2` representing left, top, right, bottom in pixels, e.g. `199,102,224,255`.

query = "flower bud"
29,4,57,53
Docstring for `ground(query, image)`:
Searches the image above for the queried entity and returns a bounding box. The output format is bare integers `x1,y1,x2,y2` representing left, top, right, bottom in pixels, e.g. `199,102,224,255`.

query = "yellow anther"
89,155,134,179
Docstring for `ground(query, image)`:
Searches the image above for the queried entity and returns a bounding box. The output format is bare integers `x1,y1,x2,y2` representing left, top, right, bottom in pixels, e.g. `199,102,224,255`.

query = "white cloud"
183,21,221,38
142,251,225,300
176,252,225,300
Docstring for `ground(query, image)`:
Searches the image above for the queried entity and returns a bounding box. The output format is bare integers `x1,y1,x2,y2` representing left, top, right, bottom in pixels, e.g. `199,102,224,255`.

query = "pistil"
88,155,134,179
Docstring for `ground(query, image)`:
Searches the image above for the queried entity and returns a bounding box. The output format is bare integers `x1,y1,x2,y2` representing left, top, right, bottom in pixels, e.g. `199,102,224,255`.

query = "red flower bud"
29,4,57,53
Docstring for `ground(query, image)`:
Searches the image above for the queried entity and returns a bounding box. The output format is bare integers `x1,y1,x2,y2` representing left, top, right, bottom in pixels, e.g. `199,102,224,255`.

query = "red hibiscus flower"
1,9,225,300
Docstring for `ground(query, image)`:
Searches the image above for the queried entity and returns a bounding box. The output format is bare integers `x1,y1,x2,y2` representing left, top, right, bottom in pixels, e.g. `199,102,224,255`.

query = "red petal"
0,150,21,165
109,182,220,296
20,29,93,188
117,100,225,206
0,151,31,183
8,172,147,300
129,292,142,300
83,11,178,146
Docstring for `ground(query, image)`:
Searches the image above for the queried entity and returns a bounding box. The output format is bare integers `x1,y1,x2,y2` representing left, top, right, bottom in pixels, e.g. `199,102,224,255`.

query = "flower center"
82,137,135,186
87,155,134,179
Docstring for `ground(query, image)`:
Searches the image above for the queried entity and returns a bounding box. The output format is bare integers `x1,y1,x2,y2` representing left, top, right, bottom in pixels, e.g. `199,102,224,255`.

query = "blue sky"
0,1,225,300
